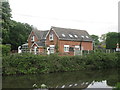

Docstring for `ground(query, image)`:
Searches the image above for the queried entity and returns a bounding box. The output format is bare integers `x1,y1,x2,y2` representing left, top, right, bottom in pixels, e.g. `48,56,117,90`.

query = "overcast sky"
9,0,119,36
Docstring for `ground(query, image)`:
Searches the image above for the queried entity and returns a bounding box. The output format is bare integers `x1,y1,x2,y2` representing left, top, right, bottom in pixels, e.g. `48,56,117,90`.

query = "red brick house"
27,26,93,55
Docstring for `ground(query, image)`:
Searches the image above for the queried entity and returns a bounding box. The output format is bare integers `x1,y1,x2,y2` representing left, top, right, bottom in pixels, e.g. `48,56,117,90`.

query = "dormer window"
86,36,89,38
49,33,53,40
74,35,78,38
81,35,84,38
31,36,35,42
69,34,73,38
62,34,65,37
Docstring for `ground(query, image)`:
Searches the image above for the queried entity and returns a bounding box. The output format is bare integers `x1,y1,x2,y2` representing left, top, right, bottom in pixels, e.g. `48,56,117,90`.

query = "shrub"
2,52,120,75
0,44,11,56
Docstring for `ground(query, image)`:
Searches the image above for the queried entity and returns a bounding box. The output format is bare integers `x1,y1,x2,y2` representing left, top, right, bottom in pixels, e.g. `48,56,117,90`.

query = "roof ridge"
52,26,86,31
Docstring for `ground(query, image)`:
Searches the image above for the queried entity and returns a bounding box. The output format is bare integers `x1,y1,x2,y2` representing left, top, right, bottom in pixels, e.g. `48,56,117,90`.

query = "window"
64,45,69,52
49,34,53,40
74,35,78,38
50,45,55,53
31,36,35,42
81,35,84,38
75,45,80,50
86,36,89,38
62,34,65,37
69,34,73,38
34,46,37,54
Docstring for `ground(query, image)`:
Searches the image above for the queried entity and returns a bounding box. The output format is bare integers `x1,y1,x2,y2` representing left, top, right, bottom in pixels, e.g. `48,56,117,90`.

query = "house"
27,26,93,55
27,29,49,54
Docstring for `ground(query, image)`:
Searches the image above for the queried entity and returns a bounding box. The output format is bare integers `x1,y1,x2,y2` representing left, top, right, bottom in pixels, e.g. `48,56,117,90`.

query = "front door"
34,46,37,54
49,45,55,54
74,46,80,55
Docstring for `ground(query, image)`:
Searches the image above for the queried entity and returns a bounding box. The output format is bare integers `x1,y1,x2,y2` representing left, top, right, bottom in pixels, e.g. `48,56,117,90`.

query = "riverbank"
2,52,120,75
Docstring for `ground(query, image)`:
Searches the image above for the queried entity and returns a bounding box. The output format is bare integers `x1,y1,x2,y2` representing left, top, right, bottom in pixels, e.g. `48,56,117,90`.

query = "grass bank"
2,52,120,75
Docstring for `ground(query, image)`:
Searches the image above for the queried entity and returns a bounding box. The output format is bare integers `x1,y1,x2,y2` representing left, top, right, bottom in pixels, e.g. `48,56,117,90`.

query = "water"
2,69,120,89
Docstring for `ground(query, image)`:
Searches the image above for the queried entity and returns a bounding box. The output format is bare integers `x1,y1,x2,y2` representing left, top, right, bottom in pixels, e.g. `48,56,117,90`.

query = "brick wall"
46,30,93,55
59,40,93,53
28,31,39,48
46,30,59,47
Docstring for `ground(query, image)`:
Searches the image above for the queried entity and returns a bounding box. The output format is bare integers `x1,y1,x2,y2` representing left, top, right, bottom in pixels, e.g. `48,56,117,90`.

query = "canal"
2,69,120,89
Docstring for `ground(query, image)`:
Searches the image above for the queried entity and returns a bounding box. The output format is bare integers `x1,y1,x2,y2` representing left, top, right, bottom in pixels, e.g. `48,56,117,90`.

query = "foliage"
106,32,120,49
91,35,99,45
113,82,120,90
85,52,118,69
99,34,106,49
9,20,32,50
90,35,100,50
1,1,11,44
55,41,59,53
0,44,11,56
2,52,120,75
1,1,32,50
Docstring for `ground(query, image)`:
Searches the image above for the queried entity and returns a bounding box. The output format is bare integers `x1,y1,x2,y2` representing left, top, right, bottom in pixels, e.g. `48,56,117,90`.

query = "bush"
0,44,11,56
2,52,120,75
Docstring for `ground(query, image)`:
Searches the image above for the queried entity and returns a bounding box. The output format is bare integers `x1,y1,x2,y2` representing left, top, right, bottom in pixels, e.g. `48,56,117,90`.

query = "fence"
81,49,117,56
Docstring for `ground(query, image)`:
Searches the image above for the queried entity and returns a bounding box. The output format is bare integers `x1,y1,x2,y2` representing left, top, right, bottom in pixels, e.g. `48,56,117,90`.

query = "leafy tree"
106,32,119,49
0,44,11,56
9,20,32,50
1,1,12,44
90,35,100,50
91,35,99,45
99,34,106,49
1,1,32,50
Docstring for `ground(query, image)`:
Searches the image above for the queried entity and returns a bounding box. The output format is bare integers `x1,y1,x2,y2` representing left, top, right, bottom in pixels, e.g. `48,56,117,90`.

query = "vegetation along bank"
2,52,120,75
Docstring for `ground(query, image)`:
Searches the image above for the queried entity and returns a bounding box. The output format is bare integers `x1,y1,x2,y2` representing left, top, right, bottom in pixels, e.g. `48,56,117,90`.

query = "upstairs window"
64,45,69,52
86,36,89,38
62,34,65,37
69,34,73,38
74,35,78,38
49,33,53,40
31,36,35,42
81,35,84,38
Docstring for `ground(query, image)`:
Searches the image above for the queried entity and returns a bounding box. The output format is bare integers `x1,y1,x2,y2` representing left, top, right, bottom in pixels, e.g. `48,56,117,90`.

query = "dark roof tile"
32,29,49,40
35,41,45,47
51,26,92,41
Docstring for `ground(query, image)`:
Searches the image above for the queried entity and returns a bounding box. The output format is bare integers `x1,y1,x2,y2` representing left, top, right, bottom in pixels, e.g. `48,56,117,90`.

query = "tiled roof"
32,29,49,40
35,41,45,47
51,26,92,41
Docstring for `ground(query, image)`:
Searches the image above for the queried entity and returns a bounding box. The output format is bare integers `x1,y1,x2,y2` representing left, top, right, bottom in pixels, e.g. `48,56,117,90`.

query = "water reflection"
2,69,120,89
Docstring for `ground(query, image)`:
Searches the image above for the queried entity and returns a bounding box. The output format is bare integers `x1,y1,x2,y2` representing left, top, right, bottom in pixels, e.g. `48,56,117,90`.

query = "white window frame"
49,34,53,40
86,36,89,38
74,35,78,38
75,45,80,50
62,34,65,37
34,46,37,54
69,34,73,38
81,35,84,38
64,45,69,52
50,45,55,53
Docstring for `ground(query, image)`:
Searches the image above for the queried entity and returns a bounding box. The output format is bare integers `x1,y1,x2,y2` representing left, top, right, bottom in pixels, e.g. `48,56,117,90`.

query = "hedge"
2,52,120,75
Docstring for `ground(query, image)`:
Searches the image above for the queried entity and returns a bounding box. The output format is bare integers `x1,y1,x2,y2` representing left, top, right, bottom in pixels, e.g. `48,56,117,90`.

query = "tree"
1,1,32,50
1,1,12,44
99,34,106,49
91,35,99,45
106,32,119,49
90,35,100,50
9,20,32,50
